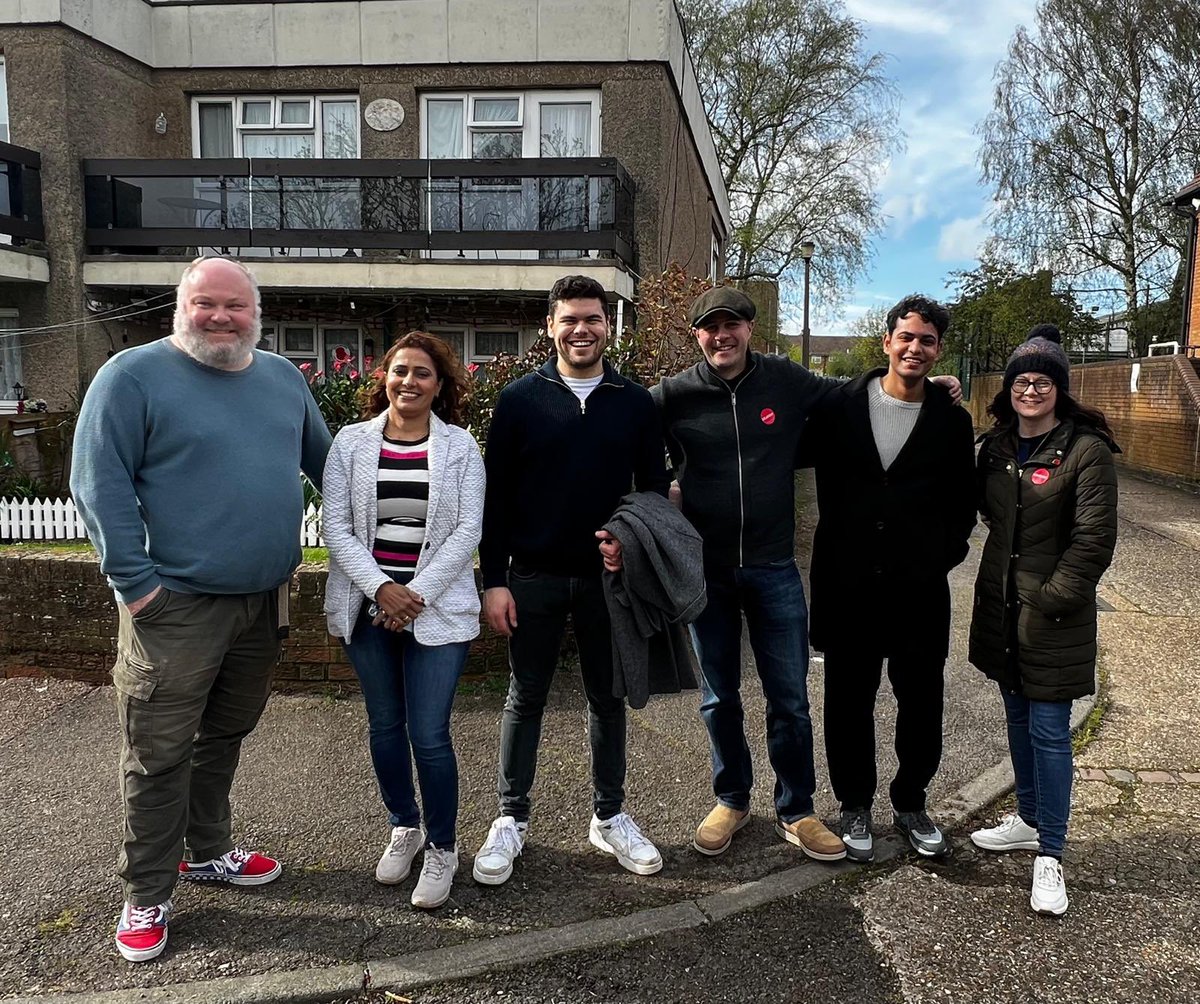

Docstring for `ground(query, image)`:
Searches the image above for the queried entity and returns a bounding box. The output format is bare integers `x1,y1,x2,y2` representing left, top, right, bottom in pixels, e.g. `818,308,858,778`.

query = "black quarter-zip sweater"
652,353,837,569
480,358,669,588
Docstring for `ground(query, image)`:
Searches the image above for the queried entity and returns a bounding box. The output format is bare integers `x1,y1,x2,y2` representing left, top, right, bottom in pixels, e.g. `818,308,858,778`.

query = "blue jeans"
689,559,816,821
342,610,469,848
1000,688,1073,857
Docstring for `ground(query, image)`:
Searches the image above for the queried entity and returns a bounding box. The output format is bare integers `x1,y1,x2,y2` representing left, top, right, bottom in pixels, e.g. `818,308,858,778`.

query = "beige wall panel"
447,0,537,63
361,0,448,65
538,0,628,61
275,1,362,66
188,4,274,67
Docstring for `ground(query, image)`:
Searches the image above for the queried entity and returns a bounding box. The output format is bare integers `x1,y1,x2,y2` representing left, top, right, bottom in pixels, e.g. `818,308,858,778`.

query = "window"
193,95,360,158
473,330,519,360
421,90,599,160
0,310,21,401
272,322,365,376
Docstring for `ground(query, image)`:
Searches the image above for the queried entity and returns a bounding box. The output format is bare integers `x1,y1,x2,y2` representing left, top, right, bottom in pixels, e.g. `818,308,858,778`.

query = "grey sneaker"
375,825,424,885
839,807,874,863
893,809,950,858
411,845,458,909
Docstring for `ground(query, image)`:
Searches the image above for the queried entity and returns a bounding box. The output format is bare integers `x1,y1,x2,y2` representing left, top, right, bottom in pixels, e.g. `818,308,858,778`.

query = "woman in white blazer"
323,331,484,909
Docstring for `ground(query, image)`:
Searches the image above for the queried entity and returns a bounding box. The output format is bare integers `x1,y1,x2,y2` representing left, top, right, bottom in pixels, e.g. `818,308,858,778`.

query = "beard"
172,314,260,370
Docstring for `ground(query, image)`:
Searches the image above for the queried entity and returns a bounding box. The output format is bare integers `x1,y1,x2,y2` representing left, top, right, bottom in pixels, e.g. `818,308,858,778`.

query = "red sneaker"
178,847,282,886
115,899,172,962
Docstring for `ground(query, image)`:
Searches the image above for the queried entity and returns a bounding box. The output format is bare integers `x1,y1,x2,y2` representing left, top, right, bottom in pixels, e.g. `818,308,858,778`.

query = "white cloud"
937,212,988,261
843,0,952,35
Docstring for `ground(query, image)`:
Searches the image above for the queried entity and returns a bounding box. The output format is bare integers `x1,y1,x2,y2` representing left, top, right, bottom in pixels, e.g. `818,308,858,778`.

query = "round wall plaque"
364,98,405,132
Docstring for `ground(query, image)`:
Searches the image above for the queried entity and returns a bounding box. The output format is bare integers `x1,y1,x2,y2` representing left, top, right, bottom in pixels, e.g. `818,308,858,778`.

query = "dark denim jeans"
498,567,625,823
342,610,469,848
1000,688,1073,857
688,559,815,822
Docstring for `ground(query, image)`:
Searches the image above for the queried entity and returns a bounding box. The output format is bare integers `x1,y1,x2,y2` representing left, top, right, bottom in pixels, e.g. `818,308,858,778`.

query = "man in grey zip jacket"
651,285,848,861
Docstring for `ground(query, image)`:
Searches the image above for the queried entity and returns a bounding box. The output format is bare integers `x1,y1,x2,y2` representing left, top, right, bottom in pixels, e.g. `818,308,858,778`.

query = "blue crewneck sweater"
70,339,331,603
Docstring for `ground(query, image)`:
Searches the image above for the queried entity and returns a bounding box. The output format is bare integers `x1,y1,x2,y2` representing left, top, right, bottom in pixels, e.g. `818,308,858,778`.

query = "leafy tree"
678,0,902,306
978,0,1200,353
943,259,1100,377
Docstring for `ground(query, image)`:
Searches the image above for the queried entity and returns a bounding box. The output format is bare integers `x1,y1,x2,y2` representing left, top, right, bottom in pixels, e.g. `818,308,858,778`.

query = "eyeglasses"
1012,377,1055,395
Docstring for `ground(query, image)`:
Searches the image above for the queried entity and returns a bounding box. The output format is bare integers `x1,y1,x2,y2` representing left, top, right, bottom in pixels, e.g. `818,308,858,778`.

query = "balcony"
0,141,48,284
82,157,635,266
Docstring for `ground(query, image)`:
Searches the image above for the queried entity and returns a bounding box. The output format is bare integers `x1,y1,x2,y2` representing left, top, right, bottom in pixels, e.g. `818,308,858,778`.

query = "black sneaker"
893,810,949,858
839,807,874,863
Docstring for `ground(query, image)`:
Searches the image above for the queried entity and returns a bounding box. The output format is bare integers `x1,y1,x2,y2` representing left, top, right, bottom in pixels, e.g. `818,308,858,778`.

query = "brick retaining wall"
0,549,510,690
967,356,1200,484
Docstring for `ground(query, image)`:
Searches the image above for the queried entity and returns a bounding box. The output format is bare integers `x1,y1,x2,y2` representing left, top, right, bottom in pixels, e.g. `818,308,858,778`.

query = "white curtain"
473,97,519,123
0,315,22,401
243,133,314,159
540,103,590,157
198,103,234,158
426,100,464,158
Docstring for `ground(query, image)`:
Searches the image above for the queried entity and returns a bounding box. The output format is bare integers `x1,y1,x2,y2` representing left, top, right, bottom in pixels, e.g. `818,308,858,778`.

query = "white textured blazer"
322,410,485,645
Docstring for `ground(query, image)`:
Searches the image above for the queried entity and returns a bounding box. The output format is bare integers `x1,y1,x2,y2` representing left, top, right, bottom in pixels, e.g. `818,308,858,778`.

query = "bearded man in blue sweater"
70,256,331,963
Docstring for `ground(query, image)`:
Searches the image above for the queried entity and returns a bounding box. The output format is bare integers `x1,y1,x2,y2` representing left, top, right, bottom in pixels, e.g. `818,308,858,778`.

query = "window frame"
419,89,601,159
192,94,361,158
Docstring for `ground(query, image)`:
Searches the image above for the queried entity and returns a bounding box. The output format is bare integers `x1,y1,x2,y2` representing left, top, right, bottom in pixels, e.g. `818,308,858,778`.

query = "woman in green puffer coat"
967,324,1118,919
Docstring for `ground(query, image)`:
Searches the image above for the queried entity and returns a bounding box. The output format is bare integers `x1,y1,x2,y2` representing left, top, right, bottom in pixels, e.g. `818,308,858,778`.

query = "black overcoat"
968,419,1118,701
799,369,977,659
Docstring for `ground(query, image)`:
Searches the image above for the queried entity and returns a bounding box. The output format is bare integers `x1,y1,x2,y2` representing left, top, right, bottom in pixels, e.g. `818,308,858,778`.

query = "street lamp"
800,240,815,369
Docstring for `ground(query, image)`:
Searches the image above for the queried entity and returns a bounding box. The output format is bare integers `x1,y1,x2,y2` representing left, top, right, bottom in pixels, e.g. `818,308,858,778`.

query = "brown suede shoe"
693,804,751,856
775,815,848,861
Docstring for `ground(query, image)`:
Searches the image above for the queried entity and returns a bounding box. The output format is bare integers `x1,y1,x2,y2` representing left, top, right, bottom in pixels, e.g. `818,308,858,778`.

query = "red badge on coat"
1030,468,1051,485
760,408,776,425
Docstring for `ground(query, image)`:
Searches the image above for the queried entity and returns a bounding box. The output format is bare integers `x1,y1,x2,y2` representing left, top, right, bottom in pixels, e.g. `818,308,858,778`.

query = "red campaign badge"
1030,468,1051,485
761,408,776,425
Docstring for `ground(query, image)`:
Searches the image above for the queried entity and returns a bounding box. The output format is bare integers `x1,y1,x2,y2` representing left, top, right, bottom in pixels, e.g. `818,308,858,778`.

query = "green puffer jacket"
969,419,1118,701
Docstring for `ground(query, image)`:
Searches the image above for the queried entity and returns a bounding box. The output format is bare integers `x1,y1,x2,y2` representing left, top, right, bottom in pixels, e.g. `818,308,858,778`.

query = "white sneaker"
1030,855,1069,916
588,812,663,875
411,845,458,909
375,825,424,885
970,813,1040,853
472,815,528,886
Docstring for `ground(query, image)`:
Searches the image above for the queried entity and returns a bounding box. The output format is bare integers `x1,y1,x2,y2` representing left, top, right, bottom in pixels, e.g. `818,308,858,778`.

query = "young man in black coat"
799,294,976,862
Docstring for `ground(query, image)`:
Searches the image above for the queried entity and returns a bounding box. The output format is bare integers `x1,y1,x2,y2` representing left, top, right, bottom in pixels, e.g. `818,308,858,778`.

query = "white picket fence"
1,497,326,546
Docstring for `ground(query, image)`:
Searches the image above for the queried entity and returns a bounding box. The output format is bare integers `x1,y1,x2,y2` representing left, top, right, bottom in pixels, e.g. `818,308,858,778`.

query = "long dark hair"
361,331,470,425
987,383,1116,441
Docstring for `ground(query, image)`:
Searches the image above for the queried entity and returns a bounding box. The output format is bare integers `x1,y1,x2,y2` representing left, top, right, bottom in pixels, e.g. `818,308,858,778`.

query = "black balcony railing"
0,141,44,245
82,157,635,264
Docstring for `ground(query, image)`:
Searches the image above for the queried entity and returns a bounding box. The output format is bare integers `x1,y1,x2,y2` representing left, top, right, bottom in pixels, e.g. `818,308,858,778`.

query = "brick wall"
0,551,509,689
968,356,1200,483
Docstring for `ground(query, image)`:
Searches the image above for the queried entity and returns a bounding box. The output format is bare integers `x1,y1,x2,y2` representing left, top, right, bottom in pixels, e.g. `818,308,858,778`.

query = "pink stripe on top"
380,447,428,461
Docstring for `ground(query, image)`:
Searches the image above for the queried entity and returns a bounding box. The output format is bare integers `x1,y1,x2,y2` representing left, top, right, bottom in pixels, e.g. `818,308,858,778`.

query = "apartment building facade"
0,0,729,409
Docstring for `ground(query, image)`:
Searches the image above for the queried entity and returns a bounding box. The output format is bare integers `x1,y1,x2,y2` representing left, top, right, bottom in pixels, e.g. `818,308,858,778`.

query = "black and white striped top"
373,433,429,583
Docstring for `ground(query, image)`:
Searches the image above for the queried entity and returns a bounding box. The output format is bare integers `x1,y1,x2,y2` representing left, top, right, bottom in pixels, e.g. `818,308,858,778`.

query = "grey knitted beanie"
1004,323,1070,393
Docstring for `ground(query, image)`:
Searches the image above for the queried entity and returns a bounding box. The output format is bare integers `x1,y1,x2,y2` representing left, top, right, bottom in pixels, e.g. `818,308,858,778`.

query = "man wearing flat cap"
653,285,958,862
651,285,848,860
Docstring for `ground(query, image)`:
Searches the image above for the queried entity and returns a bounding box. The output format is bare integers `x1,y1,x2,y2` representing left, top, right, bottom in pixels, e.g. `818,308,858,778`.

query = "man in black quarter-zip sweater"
652,285,848,862
472,274,670,888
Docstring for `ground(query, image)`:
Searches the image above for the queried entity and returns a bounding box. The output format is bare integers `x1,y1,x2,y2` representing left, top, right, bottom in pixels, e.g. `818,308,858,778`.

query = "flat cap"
687,286,757,328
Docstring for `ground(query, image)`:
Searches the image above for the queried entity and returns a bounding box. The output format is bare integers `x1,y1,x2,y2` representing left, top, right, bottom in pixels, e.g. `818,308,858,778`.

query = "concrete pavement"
8,470,1192,1002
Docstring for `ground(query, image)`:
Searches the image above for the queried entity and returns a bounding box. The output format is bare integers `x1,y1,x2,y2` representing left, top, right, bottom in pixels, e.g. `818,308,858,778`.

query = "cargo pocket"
112,653,160,768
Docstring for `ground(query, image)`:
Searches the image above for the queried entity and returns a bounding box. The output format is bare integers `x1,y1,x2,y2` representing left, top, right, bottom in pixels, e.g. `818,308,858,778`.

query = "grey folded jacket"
601,491,706,709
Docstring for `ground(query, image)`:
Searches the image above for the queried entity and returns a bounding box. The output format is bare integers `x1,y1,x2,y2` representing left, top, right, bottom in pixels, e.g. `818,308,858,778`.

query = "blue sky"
812,0,1038,338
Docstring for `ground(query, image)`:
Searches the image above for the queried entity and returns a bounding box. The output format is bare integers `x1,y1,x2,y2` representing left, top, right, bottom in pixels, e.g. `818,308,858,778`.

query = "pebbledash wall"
967,355,1200,485
0,551,510,689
